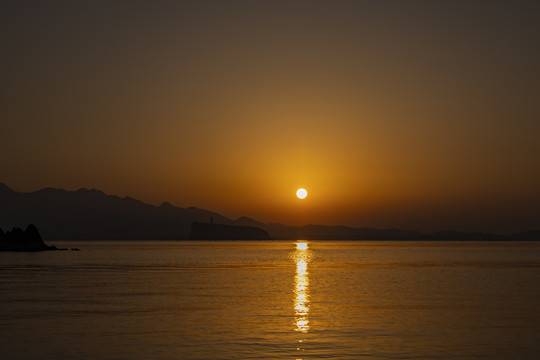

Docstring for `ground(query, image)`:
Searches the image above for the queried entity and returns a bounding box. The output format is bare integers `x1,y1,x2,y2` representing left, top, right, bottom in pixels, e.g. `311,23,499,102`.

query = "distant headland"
0,224,57,251
189,221,272,240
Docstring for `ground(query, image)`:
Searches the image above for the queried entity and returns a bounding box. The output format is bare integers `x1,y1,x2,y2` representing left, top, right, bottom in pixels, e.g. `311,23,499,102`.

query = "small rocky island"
0,224,58,251
189,221,272,240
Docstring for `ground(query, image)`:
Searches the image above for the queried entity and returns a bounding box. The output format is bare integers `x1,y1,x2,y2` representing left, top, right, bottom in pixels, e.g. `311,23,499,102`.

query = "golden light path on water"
294,241,311,338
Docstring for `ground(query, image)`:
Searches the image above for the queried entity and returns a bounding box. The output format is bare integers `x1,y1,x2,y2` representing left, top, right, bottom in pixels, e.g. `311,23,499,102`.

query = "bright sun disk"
296,188,307,199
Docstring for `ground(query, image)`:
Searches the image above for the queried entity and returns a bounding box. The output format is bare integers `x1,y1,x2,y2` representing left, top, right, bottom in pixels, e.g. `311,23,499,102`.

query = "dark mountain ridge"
0,183,537,240
0,183,232,240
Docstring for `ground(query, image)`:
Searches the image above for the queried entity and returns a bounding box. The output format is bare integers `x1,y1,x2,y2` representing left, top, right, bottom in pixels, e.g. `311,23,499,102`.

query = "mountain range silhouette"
0,183,537,240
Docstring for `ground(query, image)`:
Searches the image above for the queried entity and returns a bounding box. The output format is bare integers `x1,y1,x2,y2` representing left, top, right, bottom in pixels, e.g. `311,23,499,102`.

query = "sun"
296,188,308,199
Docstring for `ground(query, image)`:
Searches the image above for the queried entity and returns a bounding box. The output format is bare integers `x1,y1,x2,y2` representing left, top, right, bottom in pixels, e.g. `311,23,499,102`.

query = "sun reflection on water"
293,241,311,334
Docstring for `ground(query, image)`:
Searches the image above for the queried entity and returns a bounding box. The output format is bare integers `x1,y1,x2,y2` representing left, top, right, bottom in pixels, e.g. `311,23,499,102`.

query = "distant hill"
189,222,272,240
0,183,537,241
263,224,428,240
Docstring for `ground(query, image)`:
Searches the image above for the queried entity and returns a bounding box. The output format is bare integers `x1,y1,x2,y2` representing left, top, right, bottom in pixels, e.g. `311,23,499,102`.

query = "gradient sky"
1,0,539,233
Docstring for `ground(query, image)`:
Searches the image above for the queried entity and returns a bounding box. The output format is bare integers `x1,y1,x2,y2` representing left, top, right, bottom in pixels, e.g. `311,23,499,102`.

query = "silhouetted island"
189,221,272,240
0,224,58,251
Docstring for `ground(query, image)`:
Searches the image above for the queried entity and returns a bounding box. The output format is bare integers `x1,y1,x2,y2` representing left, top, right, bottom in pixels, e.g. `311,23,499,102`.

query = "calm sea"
1,241,539,359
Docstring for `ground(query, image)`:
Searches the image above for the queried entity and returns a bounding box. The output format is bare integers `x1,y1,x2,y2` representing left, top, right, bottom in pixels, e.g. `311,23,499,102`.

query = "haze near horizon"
1,1,539,233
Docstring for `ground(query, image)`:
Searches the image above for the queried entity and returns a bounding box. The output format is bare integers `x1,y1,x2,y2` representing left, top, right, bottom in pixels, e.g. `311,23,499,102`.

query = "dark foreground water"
1,241,539,359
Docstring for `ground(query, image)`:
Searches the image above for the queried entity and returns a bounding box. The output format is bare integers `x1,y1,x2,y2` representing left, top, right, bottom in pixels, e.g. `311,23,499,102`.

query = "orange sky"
1,1,539,233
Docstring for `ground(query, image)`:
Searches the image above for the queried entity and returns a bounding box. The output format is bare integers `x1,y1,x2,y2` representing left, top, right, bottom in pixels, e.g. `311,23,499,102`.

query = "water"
1,241,539,359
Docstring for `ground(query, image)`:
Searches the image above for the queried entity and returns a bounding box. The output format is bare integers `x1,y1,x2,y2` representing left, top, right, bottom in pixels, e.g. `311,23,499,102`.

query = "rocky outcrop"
0,224,57,251
189,221,272,240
